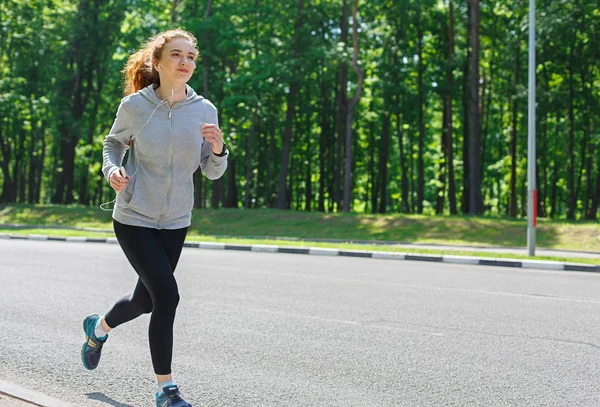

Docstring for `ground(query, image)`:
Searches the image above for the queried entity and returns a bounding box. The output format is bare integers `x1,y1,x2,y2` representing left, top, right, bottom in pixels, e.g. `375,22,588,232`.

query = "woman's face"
156,38,197,83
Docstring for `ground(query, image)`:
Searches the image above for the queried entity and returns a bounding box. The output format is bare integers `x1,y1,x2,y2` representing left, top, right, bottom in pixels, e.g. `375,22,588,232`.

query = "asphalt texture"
0,239,599,407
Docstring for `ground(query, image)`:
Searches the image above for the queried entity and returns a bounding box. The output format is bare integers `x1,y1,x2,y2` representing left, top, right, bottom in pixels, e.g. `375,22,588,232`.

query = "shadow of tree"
85,392,136,407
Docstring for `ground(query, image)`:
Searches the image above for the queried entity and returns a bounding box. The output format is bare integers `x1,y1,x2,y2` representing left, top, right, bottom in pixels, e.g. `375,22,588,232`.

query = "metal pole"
527,0,537,256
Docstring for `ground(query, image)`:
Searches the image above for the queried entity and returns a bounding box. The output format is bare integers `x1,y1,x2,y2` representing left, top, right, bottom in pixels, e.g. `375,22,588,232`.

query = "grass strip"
1,227,597,266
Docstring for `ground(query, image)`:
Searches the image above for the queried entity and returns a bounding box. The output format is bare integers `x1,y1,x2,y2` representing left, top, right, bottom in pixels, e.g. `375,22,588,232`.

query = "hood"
139,83,204,107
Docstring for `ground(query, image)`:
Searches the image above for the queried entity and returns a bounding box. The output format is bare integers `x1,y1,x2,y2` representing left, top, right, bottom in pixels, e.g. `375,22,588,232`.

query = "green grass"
0,227,598,266
2,203,599,249
0,203,599,266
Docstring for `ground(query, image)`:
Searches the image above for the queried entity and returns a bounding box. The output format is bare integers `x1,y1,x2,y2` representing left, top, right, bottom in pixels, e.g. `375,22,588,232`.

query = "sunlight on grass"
0,227,597,266
0,204,599,254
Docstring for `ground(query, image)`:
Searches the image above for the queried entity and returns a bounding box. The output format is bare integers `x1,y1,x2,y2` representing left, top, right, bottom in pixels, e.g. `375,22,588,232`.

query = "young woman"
82,29,228,407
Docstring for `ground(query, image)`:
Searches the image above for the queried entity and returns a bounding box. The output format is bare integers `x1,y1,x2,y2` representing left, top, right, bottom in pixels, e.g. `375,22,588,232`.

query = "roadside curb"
0,380,73,407
1,232,598,273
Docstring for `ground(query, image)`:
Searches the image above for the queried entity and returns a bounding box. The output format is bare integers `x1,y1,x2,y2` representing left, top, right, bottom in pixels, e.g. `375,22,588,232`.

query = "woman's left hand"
202,123,224,154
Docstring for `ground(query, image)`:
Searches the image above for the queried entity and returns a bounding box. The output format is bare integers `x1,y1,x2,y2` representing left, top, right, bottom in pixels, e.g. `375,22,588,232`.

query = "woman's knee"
153,285,180,313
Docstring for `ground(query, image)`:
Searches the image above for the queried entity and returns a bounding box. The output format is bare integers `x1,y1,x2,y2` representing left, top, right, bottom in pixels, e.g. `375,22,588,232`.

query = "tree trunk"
27,102,38,204
509,43,520,218
566,43,576,219
225,158,238,208
335,0,349,211
584,142,593,217
539,113,548,217
461,1,471,214
211,178,224,208
244,111,257,208
17,129,25,203
328,101,336,213
378,111,390,213
468,0,483,215
520,172,527,217
318,52,328,212
0,121,16,202
342,0,363,212
79,76,104,206
264,116,275,207
549,115,560,218
480,64,491,202
203,0,214,98
171,0,183,24
305,90,313,211
576,66,591,217
446,0,457,215
496,103,504,214
197,0,214,209
276,0,304,209
289,131,295,209
416,11,425,214
589,167,600,220
397,104,409,213
587,119,599,219
409,123,415,212
34,120,46,203
369,116,377,212
436,97,448,214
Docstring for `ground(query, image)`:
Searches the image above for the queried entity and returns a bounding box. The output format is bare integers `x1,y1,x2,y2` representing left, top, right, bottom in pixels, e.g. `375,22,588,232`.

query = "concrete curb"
1,232,598,273
0,380,74,407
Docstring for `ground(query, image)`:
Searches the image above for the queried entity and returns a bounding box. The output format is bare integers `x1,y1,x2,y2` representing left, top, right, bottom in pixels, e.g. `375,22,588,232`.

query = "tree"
468,0,483,214
343,0,364,212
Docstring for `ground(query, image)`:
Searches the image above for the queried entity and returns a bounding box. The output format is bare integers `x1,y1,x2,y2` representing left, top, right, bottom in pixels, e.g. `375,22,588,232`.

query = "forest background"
1,0,599,223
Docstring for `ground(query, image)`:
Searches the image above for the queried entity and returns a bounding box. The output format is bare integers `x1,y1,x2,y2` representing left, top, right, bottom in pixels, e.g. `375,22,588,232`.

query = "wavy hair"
122,29,199,96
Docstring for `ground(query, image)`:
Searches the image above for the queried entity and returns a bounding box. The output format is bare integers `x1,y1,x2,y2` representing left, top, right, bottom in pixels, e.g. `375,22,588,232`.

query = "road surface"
0,239,598,406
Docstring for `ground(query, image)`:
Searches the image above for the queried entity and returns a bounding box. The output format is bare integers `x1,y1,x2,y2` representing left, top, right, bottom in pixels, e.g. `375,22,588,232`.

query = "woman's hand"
110,167,131,193
202,123,224,154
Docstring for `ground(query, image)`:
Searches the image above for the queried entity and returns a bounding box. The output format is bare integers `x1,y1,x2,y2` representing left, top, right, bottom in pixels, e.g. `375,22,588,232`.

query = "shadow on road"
85,392,136,407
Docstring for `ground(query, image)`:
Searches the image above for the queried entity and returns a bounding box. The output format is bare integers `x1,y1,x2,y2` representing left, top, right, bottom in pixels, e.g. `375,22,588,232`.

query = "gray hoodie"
102,83,228,229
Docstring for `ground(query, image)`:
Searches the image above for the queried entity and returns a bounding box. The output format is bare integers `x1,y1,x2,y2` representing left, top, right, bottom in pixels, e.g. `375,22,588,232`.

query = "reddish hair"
122,29,199,96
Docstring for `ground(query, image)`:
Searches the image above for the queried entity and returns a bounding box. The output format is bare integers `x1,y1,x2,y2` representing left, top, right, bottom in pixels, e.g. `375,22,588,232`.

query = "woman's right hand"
110,167,131,193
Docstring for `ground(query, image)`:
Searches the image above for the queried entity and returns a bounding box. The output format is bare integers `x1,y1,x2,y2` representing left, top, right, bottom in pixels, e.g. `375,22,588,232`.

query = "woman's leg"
103,279,153,329
104,221,188,329
153,227,188,387
103,220,154,329
105,219,187,375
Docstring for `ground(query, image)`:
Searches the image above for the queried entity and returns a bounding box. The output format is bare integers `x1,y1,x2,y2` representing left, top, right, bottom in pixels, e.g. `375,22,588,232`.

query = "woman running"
81,28,228,407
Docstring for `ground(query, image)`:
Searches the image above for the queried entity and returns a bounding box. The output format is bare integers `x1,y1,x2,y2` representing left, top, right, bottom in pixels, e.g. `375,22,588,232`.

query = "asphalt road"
0,239,599,407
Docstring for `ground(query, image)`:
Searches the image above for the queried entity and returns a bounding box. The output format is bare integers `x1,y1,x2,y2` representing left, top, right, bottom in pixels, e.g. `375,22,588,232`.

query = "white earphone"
99,62,186,212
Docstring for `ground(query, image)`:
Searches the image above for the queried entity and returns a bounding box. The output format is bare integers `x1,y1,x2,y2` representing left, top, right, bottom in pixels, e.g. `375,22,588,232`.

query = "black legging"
104,219,188,375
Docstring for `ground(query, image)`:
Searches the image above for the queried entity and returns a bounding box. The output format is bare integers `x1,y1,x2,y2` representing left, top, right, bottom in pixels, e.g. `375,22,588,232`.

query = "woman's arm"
102,102,134,184
200,105,228,180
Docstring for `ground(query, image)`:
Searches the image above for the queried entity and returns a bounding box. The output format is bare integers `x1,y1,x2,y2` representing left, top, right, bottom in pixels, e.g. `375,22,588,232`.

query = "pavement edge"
1,233,598,273
0,380,74,407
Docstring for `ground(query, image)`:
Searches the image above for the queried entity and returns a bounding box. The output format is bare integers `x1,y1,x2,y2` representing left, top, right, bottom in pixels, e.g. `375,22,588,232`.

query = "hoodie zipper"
136,85,202,229
157,105,175,229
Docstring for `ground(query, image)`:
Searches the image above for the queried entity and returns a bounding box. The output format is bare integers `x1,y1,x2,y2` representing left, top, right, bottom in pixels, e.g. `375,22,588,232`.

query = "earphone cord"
99,84,186,212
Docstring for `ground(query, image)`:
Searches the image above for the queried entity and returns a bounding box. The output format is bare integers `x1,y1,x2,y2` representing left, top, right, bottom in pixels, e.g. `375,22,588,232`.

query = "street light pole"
527,0,537,256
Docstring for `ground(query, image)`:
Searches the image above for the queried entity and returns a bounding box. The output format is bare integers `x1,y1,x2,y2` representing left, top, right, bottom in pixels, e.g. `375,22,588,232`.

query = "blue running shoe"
156,386,192,407
81,314,107,370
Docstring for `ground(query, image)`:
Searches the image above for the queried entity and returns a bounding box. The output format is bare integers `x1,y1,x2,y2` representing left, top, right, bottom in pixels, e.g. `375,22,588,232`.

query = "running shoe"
81,314,107,370
156,385,192,407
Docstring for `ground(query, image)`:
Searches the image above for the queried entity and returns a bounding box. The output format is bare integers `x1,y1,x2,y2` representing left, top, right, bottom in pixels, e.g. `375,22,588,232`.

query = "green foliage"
1,0,599,221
